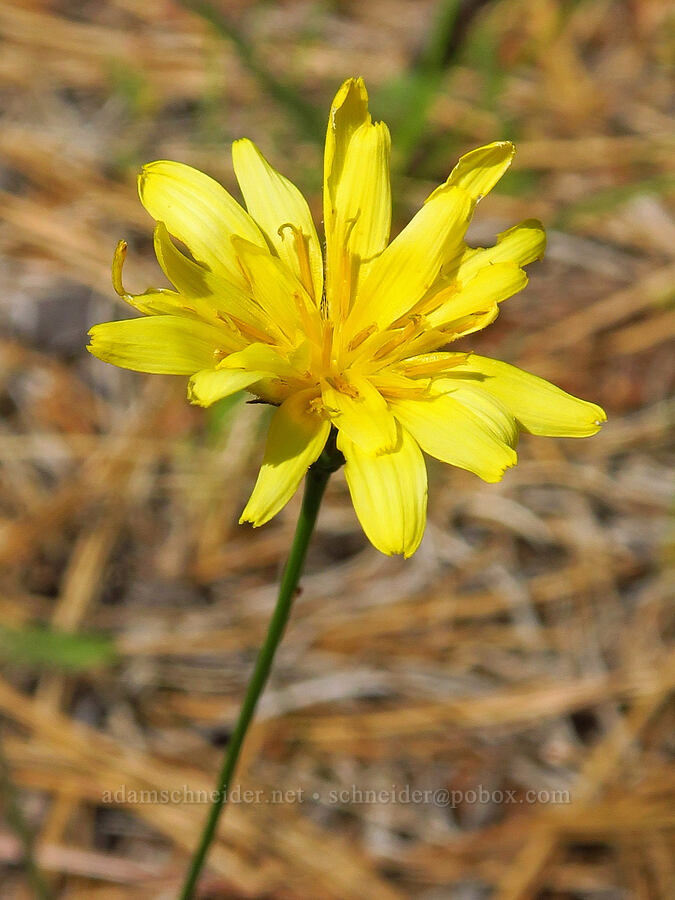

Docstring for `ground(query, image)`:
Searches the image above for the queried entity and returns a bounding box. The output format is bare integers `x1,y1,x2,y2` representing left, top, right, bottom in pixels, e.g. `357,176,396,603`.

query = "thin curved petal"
322,373,397,454
240,391,330,526
232,139,323,303
390,394,517,482
138,161,266,286
187,367,266,407
112,238,203,319
443,356,607,437
338,426,427,557
87,316,225,374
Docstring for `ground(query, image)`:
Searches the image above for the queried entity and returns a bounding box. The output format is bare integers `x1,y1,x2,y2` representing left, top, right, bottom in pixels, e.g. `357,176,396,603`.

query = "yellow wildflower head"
88,77,606,557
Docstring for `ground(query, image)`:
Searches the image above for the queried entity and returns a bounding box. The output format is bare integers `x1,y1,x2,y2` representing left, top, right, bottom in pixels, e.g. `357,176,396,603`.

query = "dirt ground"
0,0,673,897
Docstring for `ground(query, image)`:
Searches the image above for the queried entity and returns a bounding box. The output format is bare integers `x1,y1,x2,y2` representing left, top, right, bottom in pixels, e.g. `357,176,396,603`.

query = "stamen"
399,352,472,376
308,397,327,416
292,290,321,345
112,240,129,297
335,245,353,321
390,279,459,328
216,310,240,334
279,223,315,301
234,254,255,292
321,321,334,371
370,372,431,400
111,239,164,317
338,213,361,320
326,374,360,399
343,213,360,244
376,382,430,400
348,324,377,351
372,316,422,362
441,306,498,341
227,313,276,346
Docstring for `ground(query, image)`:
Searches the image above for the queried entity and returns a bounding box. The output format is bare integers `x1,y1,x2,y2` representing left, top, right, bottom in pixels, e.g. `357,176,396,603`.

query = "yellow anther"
321,321,334,371
372,316,423,362
326,374,360,399
348,324,377,352
399,352,472,377
391,280,459,328
228,314,275,346
279,223,315,301
308,397,326,416
292,291,321,345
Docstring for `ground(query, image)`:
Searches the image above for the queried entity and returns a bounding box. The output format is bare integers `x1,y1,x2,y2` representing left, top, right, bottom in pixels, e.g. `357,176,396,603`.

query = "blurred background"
0,0,673,897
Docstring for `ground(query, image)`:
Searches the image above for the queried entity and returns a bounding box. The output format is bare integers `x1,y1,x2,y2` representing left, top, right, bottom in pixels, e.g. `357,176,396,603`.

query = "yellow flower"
89,78,606,557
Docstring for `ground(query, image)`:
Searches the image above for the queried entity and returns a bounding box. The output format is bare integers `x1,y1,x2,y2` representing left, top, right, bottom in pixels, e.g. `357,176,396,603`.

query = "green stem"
179,433,343,899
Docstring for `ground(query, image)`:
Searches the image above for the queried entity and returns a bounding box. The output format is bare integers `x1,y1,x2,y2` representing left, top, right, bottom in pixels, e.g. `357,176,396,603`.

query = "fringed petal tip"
239,392,331,527
338,427,427,558
482,449,518,483
238,511,257,527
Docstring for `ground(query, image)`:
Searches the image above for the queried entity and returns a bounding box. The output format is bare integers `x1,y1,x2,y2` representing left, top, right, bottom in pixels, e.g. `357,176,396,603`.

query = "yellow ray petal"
232,139,323,302
219,342,304,381
327,119,392,314
426,262,528,327
152,222,214,298
138,161,266,287
187,367,267,407
324,77,370,243
442,356,607,437
240,391,330,526
349,184,473,335
338,426,427,557
231,236,320,343
321,373,397,455
454,219,546,282
389,394,517,482
442,140,515,202
87,316,225,374
442,383,519,448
